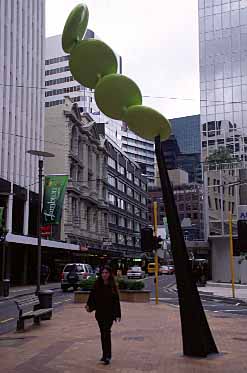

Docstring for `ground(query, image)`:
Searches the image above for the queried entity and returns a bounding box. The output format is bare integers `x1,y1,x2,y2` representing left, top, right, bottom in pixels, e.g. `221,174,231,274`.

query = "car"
159,265,175,275
147,263,160,275
61,263,94,291
127,266,145,279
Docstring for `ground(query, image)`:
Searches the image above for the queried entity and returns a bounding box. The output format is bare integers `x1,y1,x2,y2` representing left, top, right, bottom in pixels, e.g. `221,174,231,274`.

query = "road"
144,274,247,317
0,288,73,335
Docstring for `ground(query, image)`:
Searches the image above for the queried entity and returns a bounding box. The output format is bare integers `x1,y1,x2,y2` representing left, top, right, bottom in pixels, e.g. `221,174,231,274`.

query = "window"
126,236,133,247
117,198,125,209
127,203,133,213
127,171,133,181
215,198,218,210
127,187,134,197
118,234,125,245
108,157,116,169
108,193,115,205
118,164,125,175
141,211,147,219
108,175,116,187
134,222,141,232
134,192,140,201
141,182,147,191
127,219,133,229
134,177,140,186
134,207,140,216
109,214,117,224
118,216,125,227
141,196,147,205
118,181,125,193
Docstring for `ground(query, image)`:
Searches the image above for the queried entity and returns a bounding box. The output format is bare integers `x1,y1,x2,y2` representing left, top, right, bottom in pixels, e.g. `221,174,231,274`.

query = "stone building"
44,97,109,250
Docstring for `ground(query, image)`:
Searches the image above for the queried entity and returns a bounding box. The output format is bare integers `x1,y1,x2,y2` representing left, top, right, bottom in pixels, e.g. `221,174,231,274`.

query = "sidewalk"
1,301,247,372
199,281,247,303
0,283,61,302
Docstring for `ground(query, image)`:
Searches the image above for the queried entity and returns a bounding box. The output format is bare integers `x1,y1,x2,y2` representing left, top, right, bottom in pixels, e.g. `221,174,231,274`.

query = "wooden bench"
15,294,53,332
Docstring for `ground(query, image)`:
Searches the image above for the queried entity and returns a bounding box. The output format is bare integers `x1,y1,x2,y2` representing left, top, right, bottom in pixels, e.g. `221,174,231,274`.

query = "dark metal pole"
155,135,218,357
37,159,43,293
1,242,5,281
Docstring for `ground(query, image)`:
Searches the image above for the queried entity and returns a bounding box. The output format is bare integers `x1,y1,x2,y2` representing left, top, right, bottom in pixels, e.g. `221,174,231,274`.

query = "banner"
0,207,4,228
42,175,68,225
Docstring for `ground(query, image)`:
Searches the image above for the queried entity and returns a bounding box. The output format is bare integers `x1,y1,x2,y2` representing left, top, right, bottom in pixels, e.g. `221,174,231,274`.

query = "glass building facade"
170,115,201,154
199,0,247,237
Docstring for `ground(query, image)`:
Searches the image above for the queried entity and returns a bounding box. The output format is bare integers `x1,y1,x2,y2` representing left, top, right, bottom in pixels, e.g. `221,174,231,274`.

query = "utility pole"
153,201,159,304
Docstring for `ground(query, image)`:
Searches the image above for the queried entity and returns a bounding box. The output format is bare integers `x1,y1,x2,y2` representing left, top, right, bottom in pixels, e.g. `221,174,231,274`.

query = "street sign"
237,205,247,220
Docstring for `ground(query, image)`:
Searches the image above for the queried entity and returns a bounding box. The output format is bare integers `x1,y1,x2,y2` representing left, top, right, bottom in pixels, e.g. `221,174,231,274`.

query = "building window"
109,214,117,224
141,182,147,191
127,203,133,213
141,196,147,205
127,187,134,197
127,236,133,246
134,207,140,216
108,157,116,169
127,219,133,229
134,192,140,201
134,222,141,232
118,181,125,193
127,171,133,181
108,193,116,205
110,232,117,243
118,164,125,175
117,198,125,209
215,198,218,210
118,216,125,227
108,175,116,187
134,177,140,186
118,233,125,245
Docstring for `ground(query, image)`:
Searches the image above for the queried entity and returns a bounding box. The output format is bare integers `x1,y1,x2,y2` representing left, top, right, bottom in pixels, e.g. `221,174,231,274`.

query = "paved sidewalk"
0,283,61,302
0,301,247,372
198,281,247,303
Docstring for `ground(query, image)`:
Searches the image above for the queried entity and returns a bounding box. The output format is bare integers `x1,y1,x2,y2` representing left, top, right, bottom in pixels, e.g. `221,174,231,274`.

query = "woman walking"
86,265,121,365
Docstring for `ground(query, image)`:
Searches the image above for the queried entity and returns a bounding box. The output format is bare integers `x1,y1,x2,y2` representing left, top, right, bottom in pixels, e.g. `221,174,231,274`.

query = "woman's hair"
95,265,118,294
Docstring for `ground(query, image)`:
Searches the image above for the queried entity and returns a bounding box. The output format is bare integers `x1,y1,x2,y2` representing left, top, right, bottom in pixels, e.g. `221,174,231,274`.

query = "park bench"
15,294,52,332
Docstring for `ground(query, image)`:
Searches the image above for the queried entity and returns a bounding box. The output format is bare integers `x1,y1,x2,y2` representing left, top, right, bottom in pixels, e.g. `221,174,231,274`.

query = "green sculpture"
62,3,218,358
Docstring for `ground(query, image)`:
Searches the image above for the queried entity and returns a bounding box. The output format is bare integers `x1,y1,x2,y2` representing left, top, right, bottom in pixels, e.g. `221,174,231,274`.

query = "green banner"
0,207,4,228
42,175,68,225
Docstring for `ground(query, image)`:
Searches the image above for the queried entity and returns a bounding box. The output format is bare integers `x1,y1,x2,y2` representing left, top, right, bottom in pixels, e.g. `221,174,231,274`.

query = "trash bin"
2,279,10,297
37,290,53,320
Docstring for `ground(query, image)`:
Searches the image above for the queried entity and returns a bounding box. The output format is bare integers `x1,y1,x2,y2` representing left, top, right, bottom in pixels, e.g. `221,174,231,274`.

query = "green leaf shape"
125,105,171,141
62,3,89,53
95,74,142,120
69,40,118,89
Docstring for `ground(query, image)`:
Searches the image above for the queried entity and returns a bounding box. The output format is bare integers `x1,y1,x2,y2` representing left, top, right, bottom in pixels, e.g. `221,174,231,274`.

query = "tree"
206,147,237,164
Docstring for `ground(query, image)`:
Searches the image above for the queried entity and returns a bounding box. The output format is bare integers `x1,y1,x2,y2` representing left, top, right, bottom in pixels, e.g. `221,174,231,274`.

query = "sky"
46,0,200,119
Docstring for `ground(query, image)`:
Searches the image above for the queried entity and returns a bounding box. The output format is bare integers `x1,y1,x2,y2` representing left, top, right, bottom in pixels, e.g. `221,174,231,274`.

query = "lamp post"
27,150,54,293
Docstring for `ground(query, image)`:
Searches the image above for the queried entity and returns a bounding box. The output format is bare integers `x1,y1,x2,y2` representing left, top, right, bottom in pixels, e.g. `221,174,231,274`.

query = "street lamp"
27,150,54,293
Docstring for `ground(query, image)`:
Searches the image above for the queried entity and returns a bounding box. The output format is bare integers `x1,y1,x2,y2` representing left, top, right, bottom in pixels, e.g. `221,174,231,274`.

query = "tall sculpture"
62,3,218,357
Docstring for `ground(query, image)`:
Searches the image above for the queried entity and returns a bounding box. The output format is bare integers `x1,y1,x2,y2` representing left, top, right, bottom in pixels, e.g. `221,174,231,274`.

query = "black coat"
87,283,121,321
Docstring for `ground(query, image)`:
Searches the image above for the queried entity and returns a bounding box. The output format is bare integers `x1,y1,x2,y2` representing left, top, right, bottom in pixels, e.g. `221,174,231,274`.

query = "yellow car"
147,263,159,275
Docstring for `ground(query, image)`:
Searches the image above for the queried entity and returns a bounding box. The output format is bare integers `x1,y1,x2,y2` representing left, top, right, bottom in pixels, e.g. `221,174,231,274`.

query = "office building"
199,0,247,281
106,137,149,257
170,115,201,154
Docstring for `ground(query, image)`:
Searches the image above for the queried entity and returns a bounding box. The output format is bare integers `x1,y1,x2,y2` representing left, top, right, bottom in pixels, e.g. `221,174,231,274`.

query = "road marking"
54,301,62,305
0,317,14,324
223,309,247,313
64,299,71,302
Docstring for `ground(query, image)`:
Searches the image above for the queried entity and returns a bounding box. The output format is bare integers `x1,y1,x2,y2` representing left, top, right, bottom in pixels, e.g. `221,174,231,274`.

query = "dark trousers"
97,319,113,360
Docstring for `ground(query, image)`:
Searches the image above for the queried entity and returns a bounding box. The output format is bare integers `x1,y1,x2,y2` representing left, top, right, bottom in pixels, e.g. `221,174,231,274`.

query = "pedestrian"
85,265,121,365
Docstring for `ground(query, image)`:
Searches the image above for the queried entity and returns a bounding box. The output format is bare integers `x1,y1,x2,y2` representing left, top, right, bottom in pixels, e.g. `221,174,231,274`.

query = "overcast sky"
46,0,200,119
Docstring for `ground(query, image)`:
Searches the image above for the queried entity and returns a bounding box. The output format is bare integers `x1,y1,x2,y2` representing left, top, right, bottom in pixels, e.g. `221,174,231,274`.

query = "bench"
15,294,53,332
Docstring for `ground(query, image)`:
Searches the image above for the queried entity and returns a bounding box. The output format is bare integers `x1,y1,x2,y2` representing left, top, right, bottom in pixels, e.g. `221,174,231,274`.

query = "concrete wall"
209,237,247,283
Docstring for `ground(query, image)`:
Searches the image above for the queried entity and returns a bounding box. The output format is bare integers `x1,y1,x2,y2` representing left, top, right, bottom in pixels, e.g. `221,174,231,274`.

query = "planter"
119,290,151,303
74,290,151,303
74,290,90,304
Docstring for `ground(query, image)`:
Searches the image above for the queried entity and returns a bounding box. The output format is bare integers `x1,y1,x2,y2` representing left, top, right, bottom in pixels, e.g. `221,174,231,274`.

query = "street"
144,275,247,317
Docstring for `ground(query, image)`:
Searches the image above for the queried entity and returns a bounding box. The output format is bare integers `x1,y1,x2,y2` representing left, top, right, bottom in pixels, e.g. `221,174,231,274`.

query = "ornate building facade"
45,98,109,250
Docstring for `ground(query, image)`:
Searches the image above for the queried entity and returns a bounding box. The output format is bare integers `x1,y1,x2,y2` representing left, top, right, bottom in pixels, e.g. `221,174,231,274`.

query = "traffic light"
155,235,163,250
141,227,154,252
237,220,247,253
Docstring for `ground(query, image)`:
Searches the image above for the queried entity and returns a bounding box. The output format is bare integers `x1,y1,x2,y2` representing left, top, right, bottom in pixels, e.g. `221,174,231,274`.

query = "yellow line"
0,317,14,324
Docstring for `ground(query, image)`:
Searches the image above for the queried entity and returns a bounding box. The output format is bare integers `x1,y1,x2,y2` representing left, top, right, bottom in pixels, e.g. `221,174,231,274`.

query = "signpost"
153,202,159,305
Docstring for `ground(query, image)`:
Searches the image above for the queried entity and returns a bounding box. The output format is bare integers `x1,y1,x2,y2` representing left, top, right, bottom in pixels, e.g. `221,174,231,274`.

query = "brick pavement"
0,301,247,372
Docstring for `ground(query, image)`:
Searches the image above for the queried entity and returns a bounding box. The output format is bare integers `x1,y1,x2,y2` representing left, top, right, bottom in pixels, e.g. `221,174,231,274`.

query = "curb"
0,285,61,302
171,286,247,306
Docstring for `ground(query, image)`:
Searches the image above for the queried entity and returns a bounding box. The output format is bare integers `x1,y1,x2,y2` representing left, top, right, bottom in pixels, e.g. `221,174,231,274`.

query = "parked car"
159,265,175,275
61,263,94,291
127,266,145,279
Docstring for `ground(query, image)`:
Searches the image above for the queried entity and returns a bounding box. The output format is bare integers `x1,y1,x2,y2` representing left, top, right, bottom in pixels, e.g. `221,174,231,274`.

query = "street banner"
0,207,4,228
42,175,68,225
